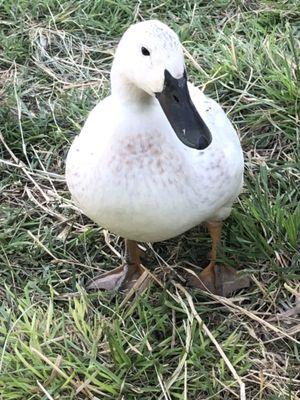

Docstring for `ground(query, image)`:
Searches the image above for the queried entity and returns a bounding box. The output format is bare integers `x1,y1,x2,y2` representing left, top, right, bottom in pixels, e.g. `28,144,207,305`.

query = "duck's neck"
110,63,154,106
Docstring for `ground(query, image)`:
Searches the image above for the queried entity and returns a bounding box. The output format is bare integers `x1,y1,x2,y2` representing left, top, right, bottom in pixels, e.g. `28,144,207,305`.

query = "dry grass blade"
0,133,50,202
205,292,300,344
36,381,54,400
172,283,246,400
31,348,94,399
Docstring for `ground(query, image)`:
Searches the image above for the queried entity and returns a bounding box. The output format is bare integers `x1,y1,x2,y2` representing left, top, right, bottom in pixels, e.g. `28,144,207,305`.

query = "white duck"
66,20,249,295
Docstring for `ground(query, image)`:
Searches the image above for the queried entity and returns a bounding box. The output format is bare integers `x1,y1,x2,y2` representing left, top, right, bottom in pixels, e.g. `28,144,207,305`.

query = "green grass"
0,0,299,399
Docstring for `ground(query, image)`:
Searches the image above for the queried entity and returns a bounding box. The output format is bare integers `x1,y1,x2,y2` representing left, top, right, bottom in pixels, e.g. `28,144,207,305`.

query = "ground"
0,1,299,399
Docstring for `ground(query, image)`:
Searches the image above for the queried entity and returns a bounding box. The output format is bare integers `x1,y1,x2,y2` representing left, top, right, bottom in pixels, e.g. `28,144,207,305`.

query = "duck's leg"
87,239,145,291
187,221,250,296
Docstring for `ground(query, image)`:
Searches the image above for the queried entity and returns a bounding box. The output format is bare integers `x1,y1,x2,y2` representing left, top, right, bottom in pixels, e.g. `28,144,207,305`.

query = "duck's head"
111,20,212,150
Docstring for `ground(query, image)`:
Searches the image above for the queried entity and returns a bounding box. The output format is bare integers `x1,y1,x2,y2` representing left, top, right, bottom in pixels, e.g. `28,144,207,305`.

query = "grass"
0,0,299,399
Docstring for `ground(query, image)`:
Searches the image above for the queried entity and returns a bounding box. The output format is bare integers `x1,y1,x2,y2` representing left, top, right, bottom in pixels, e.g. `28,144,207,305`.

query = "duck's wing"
187,82,240,144
188,82,244,218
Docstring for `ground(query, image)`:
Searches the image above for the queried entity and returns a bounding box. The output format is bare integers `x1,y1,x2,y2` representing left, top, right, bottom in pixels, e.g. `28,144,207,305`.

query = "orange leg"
207,221,221,267
187,221,250,296
87,239,146,292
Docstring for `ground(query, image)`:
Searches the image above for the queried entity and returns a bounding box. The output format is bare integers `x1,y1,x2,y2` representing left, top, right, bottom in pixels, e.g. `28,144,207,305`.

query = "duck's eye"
141,46,150,56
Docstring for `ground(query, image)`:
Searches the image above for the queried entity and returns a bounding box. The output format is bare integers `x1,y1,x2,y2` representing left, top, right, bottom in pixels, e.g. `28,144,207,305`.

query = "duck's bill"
155,70,212,150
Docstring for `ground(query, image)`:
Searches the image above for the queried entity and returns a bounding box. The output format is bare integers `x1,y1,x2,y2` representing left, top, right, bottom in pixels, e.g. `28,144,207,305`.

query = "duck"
65,20,249,296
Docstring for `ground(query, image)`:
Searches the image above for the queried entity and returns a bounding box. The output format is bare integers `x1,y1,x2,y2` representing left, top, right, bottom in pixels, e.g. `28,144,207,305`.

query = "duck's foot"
87,263,145,291
186,262,250,296
87,239,150,292
184,220,250,296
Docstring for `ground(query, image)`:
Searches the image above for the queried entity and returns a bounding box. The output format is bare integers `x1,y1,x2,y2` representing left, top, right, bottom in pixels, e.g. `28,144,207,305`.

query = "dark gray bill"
155,70,212,150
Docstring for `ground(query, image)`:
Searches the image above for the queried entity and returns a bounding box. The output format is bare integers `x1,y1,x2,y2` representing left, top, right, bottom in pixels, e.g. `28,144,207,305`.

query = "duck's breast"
66,93,243,242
